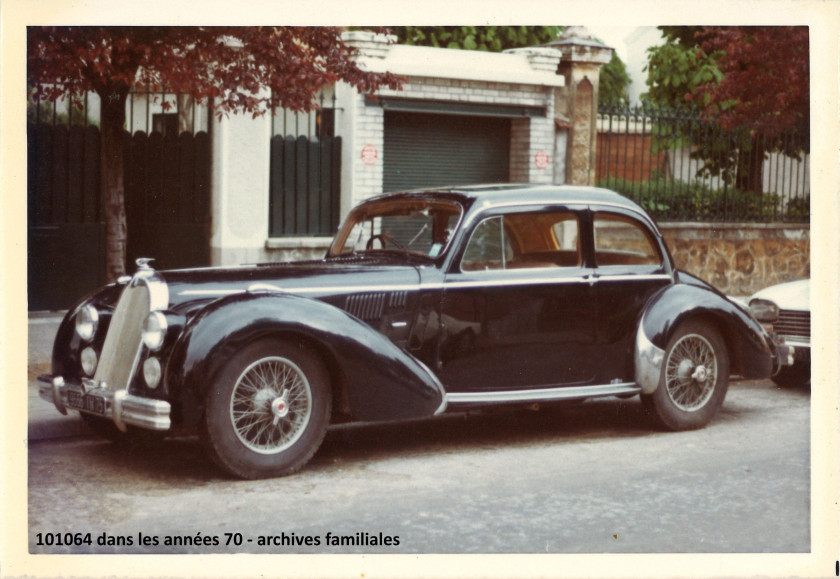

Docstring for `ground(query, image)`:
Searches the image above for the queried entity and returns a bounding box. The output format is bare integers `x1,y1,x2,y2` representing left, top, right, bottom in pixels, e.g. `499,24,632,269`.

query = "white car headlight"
141,311,168,351
143,357,162,389
749,299,779,323
75,305,99,342
80,347,98,376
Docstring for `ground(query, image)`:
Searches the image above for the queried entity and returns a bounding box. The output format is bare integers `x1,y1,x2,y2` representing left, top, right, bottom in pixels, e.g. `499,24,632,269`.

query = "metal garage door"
384,111,511,192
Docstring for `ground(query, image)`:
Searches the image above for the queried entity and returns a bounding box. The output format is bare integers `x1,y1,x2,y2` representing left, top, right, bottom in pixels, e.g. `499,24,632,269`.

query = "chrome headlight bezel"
749,299,780,323
75,304,100,342
141,311,169,351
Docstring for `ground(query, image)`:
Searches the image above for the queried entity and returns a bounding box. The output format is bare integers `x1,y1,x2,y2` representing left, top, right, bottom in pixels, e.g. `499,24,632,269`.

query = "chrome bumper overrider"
38,375,171,432
774,343,796,372
634,324,665,394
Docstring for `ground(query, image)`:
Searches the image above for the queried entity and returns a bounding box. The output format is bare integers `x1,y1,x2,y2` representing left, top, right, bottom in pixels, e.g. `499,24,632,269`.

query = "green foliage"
643,26,809,195
599,52,631,105
597,173,806,223
392,26,562,52
644,38,721,107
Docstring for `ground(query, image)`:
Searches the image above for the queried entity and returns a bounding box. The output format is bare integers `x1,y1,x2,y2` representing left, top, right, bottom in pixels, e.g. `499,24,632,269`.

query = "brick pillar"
339,31,397,214
548,27,613,185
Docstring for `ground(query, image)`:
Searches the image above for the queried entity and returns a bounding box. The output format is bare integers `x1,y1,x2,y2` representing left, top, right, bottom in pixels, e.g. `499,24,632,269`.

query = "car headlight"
80,347,98,376
749,299,779,323
143,357,162,389
141,311,168,351
75,305,99,342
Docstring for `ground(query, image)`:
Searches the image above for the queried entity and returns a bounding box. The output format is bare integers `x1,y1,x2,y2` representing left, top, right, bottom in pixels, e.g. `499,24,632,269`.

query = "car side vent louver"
389,291,407,309
345,293,387,321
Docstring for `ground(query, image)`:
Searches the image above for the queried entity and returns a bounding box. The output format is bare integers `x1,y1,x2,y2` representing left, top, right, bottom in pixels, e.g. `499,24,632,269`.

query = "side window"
593,213,662,267
460,211,581,272
461,217,505,271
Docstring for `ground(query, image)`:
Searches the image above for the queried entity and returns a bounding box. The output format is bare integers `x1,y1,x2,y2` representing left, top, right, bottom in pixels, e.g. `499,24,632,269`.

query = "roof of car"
370,183,649,215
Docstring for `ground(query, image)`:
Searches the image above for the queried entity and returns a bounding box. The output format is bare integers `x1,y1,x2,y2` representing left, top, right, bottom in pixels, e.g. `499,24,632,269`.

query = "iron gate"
27,94,212,310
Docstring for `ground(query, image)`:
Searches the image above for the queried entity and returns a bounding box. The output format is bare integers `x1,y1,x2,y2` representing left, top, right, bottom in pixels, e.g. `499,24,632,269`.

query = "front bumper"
38,375,171,432
772,341,797,375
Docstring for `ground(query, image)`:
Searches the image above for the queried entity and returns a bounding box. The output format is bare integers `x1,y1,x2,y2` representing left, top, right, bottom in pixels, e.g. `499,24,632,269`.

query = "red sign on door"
534,150,550,170
361,144,378,165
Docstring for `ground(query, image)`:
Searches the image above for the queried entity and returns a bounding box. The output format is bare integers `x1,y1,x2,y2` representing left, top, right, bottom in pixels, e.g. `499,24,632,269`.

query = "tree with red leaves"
696,27,809,195
697,27,809,138
28,27,401,281
646,26,809,195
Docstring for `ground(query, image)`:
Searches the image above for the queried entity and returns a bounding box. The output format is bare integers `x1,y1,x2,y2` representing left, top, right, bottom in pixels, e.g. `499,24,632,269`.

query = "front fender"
165,292,445,431
635,283,776,393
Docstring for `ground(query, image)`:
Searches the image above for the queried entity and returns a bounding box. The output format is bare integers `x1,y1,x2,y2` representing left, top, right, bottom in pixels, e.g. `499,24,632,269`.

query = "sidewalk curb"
28,313,93,442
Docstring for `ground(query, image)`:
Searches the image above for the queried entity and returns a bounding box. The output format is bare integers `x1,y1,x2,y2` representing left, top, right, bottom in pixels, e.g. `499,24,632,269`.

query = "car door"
589,209,674,383
438,206,598,393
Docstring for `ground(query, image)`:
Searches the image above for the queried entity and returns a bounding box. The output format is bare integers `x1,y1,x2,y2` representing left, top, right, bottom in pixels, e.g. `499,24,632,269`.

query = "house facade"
27,29,614,310
211,30,611,266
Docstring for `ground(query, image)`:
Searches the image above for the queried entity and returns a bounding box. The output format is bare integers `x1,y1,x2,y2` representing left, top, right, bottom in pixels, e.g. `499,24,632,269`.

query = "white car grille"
776,309,810,344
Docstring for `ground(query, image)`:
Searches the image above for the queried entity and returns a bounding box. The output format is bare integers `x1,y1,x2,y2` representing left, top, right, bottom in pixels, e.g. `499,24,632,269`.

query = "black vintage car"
39,184,791,478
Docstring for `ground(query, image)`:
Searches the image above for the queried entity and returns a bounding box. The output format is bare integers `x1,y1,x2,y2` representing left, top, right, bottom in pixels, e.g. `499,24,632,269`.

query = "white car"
749,279,810,387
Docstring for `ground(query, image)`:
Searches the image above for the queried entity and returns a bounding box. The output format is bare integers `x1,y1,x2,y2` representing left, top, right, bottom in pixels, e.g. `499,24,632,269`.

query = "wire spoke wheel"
643,320,729,431
230,356,313,454
202,338,331,479
664,333,717,412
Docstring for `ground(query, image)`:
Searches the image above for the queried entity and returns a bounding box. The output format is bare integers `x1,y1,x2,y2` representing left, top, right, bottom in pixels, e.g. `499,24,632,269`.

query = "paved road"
28,379,809,555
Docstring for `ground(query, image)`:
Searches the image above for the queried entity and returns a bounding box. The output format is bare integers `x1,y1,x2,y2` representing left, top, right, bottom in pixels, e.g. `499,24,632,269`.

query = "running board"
445,382,641,405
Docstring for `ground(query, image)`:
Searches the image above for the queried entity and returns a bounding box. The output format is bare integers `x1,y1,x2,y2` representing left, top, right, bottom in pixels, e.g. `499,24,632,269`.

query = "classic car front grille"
775,309,810,344
93,281,150,392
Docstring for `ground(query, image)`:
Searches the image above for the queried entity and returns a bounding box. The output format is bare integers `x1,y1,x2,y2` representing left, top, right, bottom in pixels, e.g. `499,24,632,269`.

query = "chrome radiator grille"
775,309,810,344
93,281,150,392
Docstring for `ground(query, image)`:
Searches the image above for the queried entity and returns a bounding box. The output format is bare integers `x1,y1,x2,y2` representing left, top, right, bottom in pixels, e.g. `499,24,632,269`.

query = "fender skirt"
165,292,446,431
635,283,776,394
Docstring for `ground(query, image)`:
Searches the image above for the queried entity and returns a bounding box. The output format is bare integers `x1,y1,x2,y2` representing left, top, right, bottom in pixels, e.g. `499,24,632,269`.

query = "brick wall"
597,132,669,182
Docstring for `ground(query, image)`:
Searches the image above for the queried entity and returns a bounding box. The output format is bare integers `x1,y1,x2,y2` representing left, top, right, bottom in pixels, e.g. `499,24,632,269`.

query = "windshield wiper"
407,223,430,248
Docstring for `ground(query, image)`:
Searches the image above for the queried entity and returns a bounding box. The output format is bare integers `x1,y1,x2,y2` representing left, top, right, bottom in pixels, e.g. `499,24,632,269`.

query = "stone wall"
659,222,810,296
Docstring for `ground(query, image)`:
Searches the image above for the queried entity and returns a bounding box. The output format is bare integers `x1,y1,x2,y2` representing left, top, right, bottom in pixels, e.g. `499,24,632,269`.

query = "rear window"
593,213,661,267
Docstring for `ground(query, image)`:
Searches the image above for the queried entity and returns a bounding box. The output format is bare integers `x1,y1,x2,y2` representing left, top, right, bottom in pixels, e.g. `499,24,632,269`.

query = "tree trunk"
735,135,765,196
99,88,130,282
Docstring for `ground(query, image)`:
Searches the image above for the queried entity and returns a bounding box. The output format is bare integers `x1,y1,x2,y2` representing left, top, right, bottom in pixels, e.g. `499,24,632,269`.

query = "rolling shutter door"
384,111,511,192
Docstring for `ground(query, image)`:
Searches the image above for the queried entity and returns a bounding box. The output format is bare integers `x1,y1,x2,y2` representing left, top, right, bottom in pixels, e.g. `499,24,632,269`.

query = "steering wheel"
366,234,405,250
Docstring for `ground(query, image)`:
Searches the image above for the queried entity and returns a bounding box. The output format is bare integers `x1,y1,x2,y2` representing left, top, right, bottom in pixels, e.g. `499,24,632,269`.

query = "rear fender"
635,283,775,393
166,292,445,431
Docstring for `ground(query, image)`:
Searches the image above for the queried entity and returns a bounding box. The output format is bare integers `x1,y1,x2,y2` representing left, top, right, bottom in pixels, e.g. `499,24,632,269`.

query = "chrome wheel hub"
271,391,291,422
665,334,717,412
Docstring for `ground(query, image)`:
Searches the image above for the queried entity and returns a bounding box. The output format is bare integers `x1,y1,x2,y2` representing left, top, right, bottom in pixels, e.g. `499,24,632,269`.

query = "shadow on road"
31,397,662,482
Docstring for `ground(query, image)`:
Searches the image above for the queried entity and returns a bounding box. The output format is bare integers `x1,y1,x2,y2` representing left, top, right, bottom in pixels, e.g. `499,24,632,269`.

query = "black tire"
201,338,331,479
641,320,729,431
771,363,810,388
81,414,165,446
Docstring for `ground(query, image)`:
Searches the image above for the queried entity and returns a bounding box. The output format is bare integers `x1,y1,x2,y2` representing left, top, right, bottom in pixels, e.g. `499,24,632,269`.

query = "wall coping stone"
658,221,810,230
355,43,565,88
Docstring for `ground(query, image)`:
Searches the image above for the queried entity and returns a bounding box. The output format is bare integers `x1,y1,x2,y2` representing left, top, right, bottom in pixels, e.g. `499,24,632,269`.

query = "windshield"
329,198,463,259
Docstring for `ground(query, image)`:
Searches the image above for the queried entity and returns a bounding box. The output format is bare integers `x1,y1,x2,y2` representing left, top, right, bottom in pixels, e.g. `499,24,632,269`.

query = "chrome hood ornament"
136,257,156,271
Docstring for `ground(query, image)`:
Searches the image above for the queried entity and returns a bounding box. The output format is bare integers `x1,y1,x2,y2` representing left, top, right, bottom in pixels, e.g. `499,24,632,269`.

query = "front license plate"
66,390,106,415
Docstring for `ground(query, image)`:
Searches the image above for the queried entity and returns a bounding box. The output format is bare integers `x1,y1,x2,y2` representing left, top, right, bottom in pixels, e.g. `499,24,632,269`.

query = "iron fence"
269,89,342,237
596,102,810,223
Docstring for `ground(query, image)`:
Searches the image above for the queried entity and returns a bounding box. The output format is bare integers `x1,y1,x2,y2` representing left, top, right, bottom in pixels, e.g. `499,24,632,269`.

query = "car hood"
750,278,810,311
158,258,422,310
